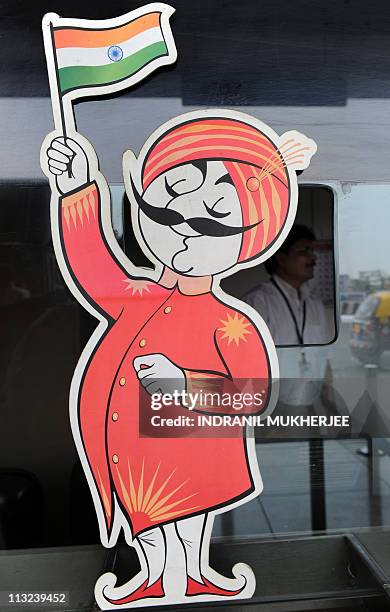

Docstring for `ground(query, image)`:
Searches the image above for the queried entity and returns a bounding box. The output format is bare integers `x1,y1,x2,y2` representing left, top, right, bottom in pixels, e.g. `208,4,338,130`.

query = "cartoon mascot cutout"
41,5,316,609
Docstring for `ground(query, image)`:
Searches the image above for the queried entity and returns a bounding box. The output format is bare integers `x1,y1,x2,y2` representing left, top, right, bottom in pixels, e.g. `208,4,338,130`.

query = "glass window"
222,186,337,346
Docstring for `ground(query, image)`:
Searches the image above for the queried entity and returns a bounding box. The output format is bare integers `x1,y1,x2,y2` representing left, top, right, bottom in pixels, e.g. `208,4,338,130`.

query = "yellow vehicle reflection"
350,291,390,364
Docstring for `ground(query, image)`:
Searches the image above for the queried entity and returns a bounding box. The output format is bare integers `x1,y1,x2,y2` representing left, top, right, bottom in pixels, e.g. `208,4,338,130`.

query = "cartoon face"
133,160,246,276
124,113,317,279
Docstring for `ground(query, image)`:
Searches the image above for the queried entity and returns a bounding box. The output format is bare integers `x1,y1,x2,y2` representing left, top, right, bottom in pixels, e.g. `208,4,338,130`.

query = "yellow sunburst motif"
115,459,199,523
123,278,152,296
218,312,252,346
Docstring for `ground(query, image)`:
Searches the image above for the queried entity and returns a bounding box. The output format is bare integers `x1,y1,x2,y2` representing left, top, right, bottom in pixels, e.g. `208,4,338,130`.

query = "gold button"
112,454,119,464
139,338,147,348
119,377,126,386
164,306,172,314
112,412,119,422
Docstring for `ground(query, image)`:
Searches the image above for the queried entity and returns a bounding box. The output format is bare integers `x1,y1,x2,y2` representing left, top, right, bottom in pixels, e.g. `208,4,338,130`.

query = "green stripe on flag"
58,41,167,93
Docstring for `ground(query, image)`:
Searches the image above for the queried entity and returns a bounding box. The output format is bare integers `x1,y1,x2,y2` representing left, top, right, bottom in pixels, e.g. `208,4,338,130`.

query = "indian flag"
48,4,176,96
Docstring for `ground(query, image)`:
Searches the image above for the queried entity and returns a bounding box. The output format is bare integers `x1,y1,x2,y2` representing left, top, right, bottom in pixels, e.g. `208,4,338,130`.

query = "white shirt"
244,275,333,406
244,274,330,346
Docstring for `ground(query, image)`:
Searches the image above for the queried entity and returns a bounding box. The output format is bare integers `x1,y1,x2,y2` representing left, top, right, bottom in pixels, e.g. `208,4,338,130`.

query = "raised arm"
45,137,131,321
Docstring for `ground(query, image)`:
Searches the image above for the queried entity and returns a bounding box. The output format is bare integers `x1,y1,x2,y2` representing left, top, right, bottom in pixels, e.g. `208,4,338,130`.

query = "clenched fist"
133,353,186,396
46,137,89,194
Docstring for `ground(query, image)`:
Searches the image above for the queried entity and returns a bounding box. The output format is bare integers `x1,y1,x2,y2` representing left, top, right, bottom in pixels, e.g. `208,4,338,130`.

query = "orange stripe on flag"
53,13,160,49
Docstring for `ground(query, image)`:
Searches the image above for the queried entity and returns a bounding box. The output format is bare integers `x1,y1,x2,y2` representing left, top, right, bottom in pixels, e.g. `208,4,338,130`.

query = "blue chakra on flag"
107,45,123,62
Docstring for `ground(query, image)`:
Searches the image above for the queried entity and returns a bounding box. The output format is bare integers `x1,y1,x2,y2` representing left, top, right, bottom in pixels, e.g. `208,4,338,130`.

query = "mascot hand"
46,137,89,194
133,353,186,396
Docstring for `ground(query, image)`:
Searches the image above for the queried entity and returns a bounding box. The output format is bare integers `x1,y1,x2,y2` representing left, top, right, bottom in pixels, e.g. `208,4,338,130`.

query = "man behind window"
244,225,329,345
243,225,333,424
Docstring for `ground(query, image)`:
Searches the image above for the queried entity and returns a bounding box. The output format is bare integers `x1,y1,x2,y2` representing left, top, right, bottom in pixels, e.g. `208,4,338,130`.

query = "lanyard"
271,278,306,345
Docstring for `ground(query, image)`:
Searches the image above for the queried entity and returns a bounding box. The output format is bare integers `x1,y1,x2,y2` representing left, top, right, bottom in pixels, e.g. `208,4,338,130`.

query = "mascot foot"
99,576,164,607
186,575,246,597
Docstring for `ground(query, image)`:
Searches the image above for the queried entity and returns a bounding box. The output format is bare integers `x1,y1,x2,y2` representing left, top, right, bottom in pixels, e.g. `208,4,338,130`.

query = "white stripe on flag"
56,27,164,69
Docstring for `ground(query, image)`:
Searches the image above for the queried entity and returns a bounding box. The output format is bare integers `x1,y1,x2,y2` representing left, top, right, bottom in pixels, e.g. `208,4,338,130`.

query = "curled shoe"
186,575,246,597
105,577,164,605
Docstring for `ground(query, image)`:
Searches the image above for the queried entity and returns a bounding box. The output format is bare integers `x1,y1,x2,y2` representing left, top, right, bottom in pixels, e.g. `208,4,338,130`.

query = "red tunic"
60,182,270,537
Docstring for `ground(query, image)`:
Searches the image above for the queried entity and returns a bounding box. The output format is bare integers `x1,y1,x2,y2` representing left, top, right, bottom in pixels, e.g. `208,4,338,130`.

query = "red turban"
142,117,291,263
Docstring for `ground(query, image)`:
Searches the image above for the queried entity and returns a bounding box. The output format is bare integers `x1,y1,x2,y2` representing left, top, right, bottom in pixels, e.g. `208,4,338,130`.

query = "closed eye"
164,161,208,199
203,198,231,219
165,176,186,199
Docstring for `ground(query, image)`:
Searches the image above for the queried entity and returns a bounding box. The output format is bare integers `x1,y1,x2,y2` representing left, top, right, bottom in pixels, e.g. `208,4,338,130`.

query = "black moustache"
130,176,262,238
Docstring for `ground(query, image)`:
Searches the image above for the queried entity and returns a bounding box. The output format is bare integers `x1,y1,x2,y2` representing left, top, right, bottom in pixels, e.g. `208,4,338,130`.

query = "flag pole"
42,13,75,175
49,20,68,141
42,14,68,135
